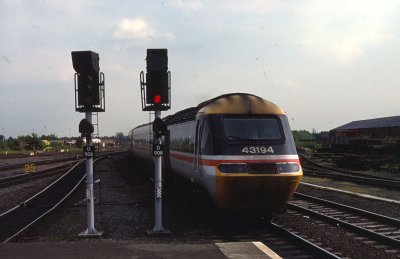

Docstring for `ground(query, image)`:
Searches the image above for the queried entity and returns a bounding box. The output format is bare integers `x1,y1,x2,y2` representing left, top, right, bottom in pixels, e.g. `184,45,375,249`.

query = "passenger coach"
129,93,302,214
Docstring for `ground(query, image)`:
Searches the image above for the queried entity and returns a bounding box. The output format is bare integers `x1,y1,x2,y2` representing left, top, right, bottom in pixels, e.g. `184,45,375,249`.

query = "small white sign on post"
153,144,164,157
83,145,95,158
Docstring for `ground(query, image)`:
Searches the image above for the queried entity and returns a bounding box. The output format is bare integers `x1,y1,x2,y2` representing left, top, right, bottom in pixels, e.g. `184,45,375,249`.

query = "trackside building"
329,115,400,147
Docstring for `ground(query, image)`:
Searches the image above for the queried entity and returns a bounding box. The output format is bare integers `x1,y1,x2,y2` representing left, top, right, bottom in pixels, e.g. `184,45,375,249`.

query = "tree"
18,134,43,150
292,130,315,142
40,134,58,140
7,137,21,151
313,131,329,140
115,132,126,143
0,135,4,150
75,137,84,148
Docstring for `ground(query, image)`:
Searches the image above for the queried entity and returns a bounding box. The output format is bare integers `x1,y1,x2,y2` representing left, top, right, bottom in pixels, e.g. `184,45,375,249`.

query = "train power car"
129,93,302,214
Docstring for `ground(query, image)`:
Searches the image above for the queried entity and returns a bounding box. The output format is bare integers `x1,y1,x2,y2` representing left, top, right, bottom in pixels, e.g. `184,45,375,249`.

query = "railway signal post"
140,49,171,234
71,50,105,238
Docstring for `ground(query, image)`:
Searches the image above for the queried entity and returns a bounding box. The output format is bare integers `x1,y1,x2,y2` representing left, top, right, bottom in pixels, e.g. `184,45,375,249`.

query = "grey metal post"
79,112,102,238
153,110,166,233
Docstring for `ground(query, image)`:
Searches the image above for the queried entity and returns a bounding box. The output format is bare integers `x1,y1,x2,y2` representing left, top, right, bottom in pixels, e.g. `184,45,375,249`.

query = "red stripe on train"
170,152,300,166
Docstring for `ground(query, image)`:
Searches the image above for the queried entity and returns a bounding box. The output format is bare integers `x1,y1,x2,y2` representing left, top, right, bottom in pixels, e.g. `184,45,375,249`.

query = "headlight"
218,163,247,173
276,163,300,173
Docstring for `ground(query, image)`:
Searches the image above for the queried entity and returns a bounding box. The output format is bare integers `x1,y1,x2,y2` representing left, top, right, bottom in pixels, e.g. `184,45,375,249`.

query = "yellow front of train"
198,94,303,211
214,165,302,210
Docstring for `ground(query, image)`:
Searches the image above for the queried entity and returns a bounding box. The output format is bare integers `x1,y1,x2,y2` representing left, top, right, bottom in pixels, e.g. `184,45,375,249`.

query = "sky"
1,0,400,138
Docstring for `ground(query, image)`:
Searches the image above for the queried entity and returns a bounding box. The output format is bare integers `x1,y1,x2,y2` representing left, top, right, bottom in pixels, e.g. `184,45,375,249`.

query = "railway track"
0,160,86,243
210,216,341,258
300,154,400,189
0,152,126,243
0,152,124,243
0,152,78,159
288,192,400,253
0,162,78,188
263,223,341,258
209,217,341,258
0,155,80,172
3,151,395,257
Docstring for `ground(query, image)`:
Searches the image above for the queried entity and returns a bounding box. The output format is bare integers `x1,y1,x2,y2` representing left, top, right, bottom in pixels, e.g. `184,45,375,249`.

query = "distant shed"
329,116,400,147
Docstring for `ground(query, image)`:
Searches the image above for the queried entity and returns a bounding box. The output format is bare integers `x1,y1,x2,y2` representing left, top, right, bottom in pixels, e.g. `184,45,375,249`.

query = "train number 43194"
241,146,274,154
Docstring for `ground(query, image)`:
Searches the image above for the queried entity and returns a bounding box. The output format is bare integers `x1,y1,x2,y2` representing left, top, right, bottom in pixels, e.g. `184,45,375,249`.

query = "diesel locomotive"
129,93,302,213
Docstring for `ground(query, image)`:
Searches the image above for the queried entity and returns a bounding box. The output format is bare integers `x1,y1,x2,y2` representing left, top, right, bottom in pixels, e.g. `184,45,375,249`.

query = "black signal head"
71,51,100,75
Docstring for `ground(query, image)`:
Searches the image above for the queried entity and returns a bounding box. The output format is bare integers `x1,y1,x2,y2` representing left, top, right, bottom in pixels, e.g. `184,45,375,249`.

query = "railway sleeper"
325,211,348,216
288,203,400,249
376,227,400,232
356,222,387,228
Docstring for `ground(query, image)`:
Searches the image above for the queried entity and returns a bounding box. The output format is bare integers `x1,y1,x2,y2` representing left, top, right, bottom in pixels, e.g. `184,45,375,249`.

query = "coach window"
200,119,213,154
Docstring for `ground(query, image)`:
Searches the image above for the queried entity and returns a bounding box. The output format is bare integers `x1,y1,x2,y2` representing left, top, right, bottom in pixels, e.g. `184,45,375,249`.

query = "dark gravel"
13,154,221,243
296,184,400,219
273,212,399,259
0,153,79,167
0,173,63,214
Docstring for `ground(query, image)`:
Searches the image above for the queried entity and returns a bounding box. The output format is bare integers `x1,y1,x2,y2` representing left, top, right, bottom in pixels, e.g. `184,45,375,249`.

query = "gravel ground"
296,184,400,219
0,173,63,214
0,153,79,166
14,154,222,243
273,212,399,259
0,161,79,179
301,175,400,201
9,153,400,258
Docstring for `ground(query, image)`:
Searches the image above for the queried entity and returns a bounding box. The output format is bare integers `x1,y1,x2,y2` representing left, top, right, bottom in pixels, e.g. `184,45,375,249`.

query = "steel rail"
0,161,85,243
268,222,341,259
288,194,400,249
302,163,399,182
0,155,80,171
0,152,79,159
300,153,400,184
294,192,400,226
302,166,400,189
0,162,79,187
0,153,114,243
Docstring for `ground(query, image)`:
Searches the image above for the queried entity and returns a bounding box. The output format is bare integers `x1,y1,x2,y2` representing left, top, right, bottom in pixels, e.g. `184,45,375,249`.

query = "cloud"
163,32,175,42
42,0,93,15
169,0,203,12
113,17,175,43
293,1,396,62
114,18,154,40
224,0,287,14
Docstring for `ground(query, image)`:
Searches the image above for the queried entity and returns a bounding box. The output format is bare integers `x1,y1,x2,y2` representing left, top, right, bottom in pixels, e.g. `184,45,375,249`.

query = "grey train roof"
332,115,400,131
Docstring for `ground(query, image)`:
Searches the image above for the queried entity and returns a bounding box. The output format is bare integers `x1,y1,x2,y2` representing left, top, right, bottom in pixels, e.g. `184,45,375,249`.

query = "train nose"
214,162,303,210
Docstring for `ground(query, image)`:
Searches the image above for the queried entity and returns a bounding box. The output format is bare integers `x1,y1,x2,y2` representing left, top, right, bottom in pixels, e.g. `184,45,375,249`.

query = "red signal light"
154,94,161,104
